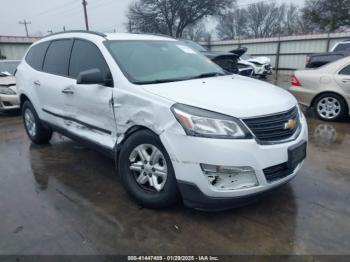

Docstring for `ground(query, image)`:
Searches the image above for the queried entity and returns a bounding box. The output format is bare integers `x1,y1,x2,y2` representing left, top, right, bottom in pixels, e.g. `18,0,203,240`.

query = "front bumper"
0,94,20,111
160,116,308,209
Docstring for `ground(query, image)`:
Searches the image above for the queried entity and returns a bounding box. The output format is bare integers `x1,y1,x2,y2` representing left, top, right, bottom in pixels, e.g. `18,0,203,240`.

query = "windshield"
0,61,20,76
106,40,224,84
333,43,350,52
180,40,207,52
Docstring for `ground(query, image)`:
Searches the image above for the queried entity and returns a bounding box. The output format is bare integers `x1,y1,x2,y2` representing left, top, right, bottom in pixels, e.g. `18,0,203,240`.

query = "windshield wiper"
189,72,226,80
133,72,226,85
133,78,186,85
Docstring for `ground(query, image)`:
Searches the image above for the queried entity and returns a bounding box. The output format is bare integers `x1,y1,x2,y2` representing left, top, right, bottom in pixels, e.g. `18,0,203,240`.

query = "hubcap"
129,144,167,192
317,97,341,120
24,109,36,137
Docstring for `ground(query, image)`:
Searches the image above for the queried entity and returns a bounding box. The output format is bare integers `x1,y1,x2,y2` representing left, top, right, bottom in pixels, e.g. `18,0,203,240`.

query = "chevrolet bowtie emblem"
284,119,297,130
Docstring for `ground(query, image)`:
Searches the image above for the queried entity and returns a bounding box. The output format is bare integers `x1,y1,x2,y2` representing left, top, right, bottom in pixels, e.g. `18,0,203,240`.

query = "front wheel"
118,130,179,209
22,101,52,144
314,94,348,121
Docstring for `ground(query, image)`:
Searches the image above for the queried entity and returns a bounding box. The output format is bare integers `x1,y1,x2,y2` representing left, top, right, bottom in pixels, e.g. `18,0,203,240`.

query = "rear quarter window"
43,39,73,76
339,65,350,75
25,41,50,70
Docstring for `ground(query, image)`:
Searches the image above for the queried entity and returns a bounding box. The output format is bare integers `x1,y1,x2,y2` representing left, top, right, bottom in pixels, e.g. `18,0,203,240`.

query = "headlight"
171,103,252,139
0,86,16,95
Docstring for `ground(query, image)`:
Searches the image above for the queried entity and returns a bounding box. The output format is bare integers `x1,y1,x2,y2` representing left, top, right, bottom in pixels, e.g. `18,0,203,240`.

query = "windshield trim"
103,39,224,85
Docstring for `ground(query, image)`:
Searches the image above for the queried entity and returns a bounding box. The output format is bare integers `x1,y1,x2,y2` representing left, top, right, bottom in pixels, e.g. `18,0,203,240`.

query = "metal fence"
206,32,350,74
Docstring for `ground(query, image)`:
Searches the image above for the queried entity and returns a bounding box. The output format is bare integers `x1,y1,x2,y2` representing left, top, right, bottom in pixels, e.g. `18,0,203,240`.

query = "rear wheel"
118,130,179,209
314,93,348,121
22,101,52,144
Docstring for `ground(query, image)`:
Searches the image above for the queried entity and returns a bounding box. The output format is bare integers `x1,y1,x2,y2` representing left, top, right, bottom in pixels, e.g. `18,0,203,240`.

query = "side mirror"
76,68,112,86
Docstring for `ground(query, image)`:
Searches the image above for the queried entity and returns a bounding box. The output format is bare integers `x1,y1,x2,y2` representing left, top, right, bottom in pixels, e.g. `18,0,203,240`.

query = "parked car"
289,56,350,121
16,31,308,210
0,60,20,111
240,52,272,78
306,40,350,69
180,39,254,77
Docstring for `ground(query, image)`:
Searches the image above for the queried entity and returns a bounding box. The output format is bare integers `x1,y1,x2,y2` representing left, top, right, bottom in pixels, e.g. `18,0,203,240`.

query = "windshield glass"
180,40,207,52
106,40,224,84
333,43,350,52
0,61,20,76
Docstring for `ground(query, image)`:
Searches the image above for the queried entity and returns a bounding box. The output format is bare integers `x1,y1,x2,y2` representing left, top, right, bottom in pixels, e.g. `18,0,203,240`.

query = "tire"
118,130,179,209
22,101,52,144
314,93,348,122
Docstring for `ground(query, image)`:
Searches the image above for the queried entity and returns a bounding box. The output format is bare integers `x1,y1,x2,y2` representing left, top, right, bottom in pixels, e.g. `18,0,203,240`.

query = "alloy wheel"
128,144,168,192
24,109,37,138
316,97,341,120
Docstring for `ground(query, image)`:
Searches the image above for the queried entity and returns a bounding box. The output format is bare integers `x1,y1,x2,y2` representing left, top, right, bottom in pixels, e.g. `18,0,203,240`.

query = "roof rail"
43,30,107,39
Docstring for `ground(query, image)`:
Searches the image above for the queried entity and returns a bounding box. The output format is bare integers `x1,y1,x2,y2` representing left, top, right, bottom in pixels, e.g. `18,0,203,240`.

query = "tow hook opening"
200,164,258,190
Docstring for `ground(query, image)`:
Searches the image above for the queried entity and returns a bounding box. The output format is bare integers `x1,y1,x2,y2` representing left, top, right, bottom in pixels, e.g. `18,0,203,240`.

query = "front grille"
243,107,299,143
263,162,294,183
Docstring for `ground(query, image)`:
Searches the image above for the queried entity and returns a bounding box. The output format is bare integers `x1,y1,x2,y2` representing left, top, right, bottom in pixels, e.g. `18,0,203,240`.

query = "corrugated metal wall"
208,32,350,71
0,36,39,60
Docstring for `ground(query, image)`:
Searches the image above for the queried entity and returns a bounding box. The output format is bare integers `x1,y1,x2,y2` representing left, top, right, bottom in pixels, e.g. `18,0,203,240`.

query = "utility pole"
82,0,89,30
19,19,31,36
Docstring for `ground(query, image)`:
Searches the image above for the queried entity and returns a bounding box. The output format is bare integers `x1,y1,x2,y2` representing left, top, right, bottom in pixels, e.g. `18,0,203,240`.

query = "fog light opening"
200,164,258,190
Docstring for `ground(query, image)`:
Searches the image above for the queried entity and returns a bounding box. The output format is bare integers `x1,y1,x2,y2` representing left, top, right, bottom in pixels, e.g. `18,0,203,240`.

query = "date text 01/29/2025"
127,255,220,261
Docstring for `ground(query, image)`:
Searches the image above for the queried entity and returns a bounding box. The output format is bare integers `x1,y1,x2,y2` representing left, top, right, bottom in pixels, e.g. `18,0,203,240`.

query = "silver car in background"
0,60,20,111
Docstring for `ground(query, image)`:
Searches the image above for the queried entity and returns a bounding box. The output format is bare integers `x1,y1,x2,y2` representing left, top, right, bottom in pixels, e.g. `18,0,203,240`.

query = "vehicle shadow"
28,137,298,254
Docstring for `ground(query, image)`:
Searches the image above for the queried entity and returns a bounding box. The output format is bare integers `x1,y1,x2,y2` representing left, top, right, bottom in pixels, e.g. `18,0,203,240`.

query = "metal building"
0,36,39,60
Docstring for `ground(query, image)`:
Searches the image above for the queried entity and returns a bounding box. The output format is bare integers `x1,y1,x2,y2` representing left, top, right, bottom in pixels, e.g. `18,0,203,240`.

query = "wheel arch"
20,94,30,109
114,125,161,168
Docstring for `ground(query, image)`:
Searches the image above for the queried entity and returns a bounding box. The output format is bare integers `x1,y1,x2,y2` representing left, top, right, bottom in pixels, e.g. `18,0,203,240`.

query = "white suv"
16,31,308,210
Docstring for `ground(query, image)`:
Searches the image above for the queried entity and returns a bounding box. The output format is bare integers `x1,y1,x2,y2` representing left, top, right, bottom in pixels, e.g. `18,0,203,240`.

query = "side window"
339,65,350,75
69,39,110,79
43,39,73,76
25,41,50,70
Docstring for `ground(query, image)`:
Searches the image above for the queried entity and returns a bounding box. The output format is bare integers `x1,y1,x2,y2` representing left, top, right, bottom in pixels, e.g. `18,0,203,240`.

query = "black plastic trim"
42,108,112,135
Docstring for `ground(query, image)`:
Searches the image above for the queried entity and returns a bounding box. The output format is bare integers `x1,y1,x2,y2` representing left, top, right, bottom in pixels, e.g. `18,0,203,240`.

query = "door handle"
62,88,74,95
342,79,350,83
33,80,41,86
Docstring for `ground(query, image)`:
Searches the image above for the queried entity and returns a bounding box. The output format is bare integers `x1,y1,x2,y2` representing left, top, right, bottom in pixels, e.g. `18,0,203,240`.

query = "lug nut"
152,167,156,172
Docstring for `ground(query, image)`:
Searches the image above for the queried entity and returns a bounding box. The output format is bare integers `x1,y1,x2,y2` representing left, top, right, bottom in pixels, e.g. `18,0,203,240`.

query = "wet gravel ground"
0,78,349,255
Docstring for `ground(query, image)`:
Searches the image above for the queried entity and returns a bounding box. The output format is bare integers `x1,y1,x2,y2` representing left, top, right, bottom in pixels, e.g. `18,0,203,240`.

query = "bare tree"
126,0,234,38
245,2,286,38
216,8,248,40
302,0,350,33
182,21,209,41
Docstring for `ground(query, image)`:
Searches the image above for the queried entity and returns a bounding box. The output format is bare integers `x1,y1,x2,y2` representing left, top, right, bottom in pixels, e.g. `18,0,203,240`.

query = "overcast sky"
0,0,305,37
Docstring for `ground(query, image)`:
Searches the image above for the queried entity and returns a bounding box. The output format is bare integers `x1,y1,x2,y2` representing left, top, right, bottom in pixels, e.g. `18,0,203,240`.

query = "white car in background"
289,56,350,121
0,60,20,111
240,53,272,78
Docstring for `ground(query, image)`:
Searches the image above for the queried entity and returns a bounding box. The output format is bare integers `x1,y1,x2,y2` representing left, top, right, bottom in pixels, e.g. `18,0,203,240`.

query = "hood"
247,56,271,65
0,75,16,86
141,75,296,118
